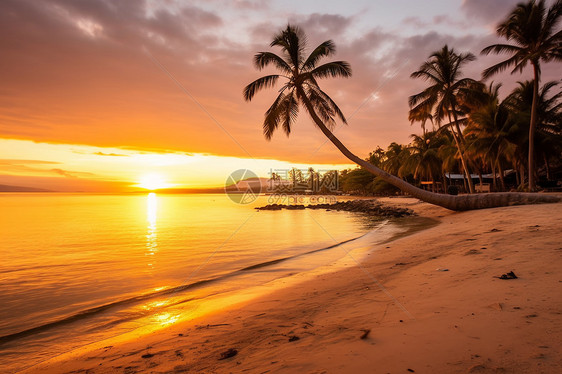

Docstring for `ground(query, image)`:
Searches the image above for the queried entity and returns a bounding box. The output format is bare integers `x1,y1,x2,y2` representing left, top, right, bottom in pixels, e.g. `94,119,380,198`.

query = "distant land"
0,178,273,194
0,184,52,192
142,177,272,194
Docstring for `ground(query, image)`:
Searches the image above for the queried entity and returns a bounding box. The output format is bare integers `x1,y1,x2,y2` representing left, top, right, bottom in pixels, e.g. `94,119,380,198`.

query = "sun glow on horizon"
136,173,173,190
0,139,356,192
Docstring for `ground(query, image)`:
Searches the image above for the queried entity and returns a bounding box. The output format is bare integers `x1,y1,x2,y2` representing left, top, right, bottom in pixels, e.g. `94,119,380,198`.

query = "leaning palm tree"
409,45,480,193
244,25,559,210
481,0,562,190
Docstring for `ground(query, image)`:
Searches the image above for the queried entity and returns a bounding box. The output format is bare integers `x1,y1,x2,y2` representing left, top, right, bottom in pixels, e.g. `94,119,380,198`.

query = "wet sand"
24,197,562,373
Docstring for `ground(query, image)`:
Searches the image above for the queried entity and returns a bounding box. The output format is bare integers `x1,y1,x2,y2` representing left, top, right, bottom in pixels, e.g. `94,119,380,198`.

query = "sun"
136,173,172,190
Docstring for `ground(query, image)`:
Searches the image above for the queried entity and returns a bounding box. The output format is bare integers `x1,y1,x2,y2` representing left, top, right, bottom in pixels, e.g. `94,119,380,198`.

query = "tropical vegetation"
481,0,562,190
244,0,561,211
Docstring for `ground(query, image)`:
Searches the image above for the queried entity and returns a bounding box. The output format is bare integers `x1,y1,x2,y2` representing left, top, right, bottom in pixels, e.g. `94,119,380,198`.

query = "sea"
0,193,429,372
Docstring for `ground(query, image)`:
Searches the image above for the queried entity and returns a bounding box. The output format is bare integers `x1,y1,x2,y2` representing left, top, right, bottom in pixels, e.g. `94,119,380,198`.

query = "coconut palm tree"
307,167,319,191
383,142,409,177
244,25,559,210
465,83,517,191
400,132,445,192
409,45,481,193
481,0,562,190
504,80,562,185
408,104,433,135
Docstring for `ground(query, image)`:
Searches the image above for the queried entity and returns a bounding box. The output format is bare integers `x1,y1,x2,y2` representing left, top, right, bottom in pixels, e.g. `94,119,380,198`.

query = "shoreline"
3,201,417,373
23,197,562,373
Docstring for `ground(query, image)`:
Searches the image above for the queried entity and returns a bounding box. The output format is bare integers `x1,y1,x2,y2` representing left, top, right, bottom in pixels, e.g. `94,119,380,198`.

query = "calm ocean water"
0,193,419,372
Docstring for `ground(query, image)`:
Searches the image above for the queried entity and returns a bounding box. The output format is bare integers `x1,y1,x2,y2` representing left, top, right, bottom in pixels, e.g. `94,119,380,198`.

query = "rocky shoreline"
255,199,414,218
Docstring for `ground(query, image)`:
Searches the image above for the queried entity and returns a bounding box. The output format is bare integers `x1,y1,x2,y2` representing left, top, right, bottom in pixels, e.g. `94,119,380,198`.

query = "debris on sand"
360,329,371,340
498,271,518,279
218,348,238,360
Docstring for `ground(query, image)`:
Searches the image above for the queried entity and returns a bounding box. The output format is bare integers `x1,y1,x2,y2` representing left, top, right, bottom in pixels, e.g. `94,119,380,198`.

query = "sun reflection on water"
145,193,158,269
154,312,179,326
141,299,170,311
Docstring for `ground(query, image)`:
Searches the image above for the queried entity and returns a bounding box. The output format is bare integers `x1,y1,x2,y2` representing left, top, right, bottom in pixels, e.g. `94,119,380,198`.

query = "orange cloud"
1,0,559,169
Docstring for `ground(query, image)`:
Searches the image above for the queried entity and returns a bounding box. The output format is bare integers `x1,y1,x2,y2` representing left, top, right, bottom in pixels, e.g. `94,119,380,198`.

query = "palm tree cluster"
482,0,562,190
407,64,561,192
408,0,561,192
341,77,561,194
244,0,561,211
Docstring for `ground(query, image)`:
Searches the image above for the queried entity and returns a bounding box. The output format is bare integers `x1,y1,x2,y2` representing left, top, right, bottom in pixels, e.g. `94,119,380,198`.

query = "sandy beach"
24,197,562,374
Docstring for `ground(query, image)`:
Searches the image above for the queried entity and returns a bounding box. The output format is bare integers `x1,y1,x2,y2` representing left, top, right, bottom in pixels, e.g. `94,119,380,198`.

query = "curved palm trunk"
528,63,540,191
298,91,559,211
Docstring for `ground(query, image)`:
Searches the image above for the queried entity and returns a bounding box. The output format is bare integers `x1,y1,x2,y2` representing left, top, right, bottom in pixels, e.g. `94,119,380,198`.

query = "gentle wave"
0,229,373,346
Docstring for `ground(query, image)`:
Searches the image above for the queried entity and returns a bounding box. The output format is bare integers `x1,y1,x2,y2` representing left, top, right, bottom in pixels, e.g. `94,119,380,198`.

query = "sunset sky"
1,0,559,191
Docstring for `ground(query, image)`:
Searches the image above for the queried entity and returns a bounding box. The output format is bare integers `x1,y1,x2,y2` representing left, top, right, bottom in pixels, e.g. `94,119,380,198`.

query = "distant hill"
0,177,277,194
0,184,51,192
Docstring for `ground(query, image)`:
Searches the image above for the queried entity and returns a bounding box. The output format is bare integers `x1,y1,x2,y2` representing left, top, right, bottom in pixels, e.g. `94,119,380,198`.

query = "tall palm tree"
504,80,562,185
409,45,480,193
465,83,517,191
244,25,559,210
481,0,562,190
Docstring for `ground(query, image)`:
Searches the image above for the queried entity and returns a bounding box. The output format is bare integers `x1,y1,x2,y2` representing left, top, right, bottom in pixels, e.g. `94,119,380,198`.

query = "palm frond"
254,52,292,73
309,61,352,79
510,58,531,75
481,44,523,56
301,40,336,71
282,91,299,136
434,100,449,124
408,85,439,108
482,55,521,79
271,24,306,70
243,75,280,101
458,51,477,62
263,91,287,140
270,26,291,50
303,86,336,128
309,84,347,124
543,1,562,36
543,29,562,61
410,66,442,83
452,78,479,90
408,104,433,124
